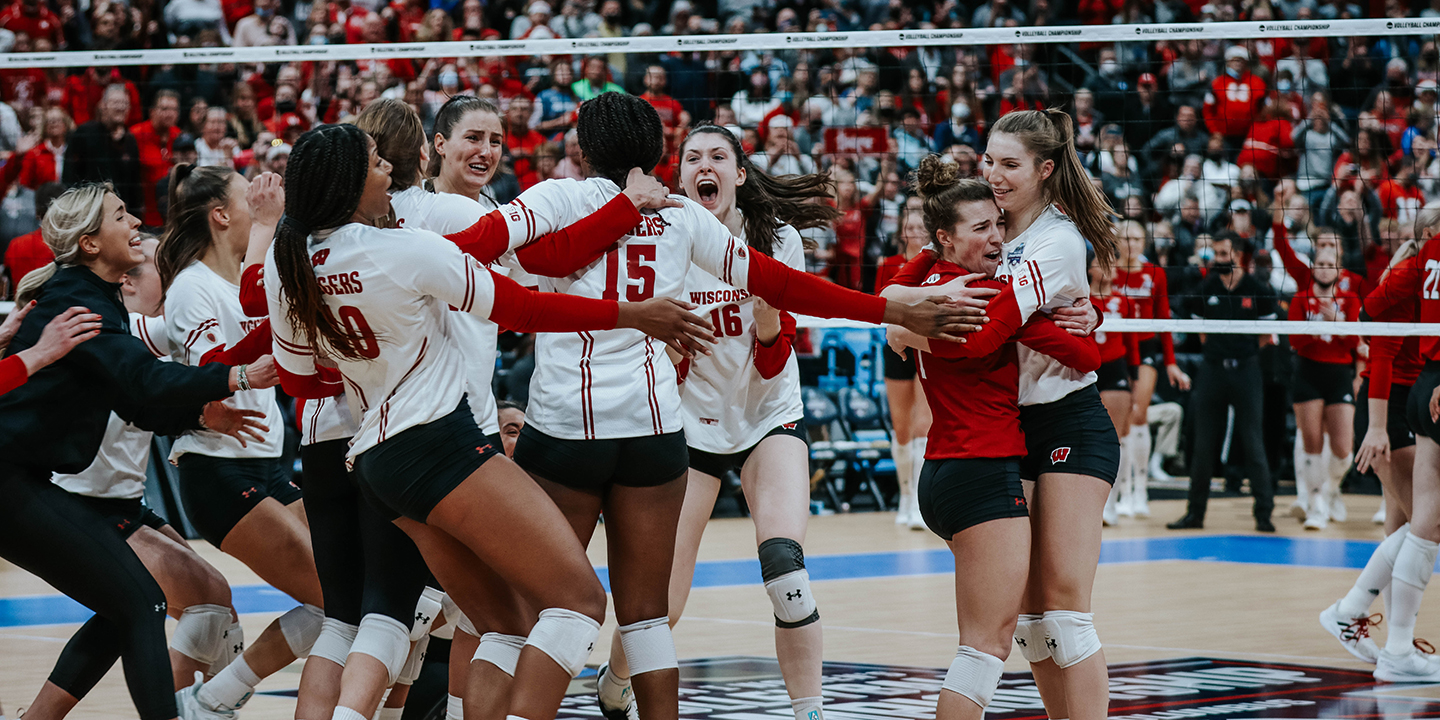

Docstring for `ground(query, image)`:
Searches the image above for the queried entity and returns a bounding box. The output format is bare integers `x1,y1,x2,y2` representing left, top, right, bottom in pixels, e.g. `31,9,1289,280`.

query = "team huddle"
0,92,1435,720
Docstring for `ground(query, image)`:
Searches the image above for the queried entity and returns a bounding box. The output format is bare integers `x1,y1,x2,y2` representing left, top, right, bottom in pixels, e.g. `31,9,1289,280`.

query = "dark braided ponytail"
680,123,836,256
576,92,663,188
274,123,374,360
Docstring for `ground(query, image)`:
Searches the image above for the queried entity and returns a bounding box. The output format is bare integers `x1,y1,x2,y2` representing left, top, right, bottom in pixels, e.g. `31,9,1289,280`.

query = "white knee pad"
412,587,446,641
278,603,325,658
397,635,430,686
526,608,600,677
619,617,679,676
1394,532,1440,591
210,620,244,674
759,538,820,628
1381,523,1413,569
310,618,360,668
1039,611,1102,669
170,603,232,665
942,646,1005,709
455,610,480,639
474,633,527,676
1013,614,1050,663
351,614,413,686
432,592,460,640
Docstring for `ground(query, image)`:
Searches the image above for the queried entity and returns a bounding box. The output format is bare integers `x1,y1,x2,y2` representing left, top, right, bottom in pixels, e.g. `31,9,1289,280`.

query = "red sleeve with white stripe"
0,355,27,396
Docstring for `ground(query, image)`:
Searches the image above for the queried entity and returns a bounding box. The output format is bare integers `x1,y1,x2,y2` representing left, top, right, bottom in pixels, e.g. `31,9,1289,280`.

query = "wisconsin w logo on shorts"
1050,447,1071,464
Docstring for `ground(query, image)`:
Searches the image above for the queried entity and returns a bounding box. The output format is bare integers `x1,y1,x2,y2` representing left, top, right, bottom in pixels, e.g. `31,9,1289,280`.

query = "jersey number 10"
601,245,657,302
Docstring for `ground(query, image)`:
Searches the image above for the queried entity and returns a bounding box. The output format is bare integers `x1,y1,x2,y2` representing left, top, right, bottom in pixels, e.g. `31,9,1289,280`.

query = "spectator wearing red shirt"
4,182,65,290
131,90,182,228
1236,100,1295,180
0,0,64,48
831,166,883,291
389,0,427,41
518,141,561,190
63,67,140,127
1378,157,1425,223
11,107,70,190
1204,45,1267,143
641,65,688,189
504,96,545,180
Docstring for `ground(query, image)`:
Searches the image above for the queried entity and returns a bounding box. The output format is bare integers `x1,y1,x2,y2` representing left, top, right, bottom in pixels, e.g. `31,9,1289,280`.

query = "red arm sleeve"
1341,296,1361,353
239,264,267,317
1365,256,1424,318
0,355,27,396
485,269,620,332
1287,296,1316,357
1126,329,1141,367
443,210,512,265
921,284,1024,359
197,318,273,366
745,250,887,324
753,310,796,380
278,363,345,399
1152,267,1176,365
1272,222,1313,288
1015,319,1102,373
513,194,641,278
874,260,899,294
886,251,939,290
1369,335,1399,400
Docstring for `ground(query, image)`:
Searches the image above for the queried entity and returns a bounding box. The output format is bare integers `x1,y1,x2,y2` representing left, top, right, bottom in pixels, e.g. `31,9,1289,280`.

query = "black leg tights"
49,615,123,699
0,467,175,720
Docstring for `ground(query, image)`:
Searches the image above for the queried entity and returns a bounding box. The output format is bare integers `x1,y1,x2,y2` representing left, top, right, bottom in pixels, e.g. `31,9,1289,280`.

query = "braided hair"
576,92,663,188
680,123,834,256
273,123,374,360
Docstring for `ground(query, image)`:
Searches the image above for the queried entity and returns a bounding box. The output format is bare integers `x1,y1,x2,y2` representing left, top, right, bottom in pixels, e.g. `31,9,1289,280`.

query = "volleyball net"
0,15,1434,337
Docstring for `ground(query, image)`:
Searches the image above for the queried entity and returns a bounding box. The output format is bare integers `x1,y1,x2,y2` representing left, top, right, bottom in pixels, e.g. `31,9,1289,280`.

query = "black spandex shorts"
1406,362,1440,442
918,456,1028,539
882,344,916,380
1354,377,1415,453
1293,356,1356,406
177,454,301,547
689,420,808,479
71,495,168,540
1136,337,1164,372
354,397,501,523
513,425,688,491
1018,384,1121,484
1096,358,1132,393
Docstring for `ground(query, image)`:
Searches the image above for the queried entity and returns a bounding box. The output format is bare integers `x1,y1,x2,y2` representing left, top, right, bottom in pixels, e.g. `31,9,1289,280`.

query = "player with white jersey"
593,123,840,720
882,109,1115,720
156,164,331,720
504,93,981,720
266,123,719,720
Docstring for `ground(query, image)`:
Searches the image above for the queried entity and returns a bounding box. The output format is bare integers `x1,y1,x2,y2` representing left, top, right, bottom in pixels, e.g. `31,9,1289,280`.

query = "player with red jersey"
885,159,1099,720
1113,220,1189,518
1092,251,1140,526
1349,206,1440,683
1287,247,1361,531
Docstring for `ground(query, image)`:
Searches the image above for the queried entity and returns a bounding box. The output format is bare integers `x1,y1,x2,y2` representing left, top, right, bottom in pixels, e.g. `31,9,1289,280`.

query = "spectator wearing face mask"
1205,45,1267,146
233,0,295,46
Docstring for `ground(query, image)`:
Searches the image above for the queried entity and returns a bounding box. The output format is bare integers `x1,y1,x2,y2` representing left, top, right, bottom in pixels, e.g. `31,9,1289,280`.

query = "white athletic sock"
331,707,367,720
1385,533,1439,655
1303,453,1326,511
908,438,926,523
198,654,261,711
1132,425,1152,499
446,694,464,720
1114,430,1131,511
791,695,824,720
599,663,631,708
1339,523,1411,618
376,707,403,720
892,441,912,520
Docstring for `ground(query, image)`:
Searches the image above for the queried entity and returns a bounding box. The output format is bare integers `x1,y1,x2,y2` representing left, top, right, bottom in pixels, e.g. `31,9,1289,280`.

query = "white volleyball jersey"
391,185,501,435
53,314,171,498
267,223,511,459
679,223,805,455
165,261,285,459
499,177,754,440
995,204,1098,405
296,394,360,446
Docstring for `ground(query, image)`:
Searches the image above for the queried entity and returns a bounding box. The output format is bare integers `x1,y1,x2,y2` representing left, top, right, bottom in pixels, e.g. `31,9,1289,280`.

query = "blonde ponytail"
15,183,111,304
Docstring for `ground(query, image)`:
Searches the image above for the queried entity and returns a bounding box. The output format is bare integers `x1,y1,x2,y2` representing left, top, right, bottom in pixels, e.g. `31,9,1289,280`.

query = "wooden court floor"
0,495,1421,719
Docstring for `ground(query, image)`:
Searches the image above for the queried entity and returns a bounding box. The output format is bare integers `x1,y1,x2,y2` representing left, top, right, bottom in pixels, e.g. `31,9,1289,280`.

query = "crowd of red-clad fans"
0,0,1431,303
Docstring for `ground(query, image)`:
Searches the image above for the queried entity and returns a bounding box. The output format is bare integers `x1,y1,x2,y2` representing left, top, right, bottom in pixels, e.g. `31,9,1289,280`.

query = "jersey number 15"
601,245,657,302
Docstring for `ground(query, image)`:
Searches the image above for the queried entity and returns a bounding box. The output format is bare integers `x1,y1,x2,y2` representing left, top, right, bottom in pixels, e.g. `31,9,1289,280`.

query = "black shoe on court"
1166,514,1204,530
1255,517,1276,533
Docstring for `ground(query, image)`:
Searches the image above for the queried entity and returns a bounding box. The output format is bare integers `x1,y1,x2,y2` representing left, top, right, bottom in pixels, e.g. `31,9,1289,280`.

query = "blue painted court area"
0,534,1393,629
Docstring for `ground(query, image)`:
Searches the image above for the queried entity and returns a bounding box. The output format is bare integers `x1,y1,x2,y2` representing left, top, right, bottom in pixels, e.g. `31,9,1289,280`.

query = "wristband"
237,364,251,392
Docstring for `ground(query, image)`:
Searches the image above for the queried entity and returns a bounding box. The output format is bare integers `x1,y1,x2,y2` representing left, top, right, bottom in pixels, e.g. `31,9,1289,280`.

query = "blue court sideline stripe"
0,534,1396,629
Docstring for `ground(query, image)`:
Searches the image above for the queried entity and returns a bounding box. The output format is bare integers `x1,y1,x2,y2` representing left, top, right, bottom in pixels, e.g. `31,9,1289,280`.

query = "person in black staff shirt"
63,85,145,220
1168,234,1281,533
0,184,269,720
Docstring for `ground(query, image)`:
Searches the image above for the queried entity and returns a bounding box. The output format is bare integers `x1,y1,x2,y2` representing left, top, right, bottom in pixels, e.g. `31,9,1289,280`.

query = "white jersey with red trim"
297,395,360,447
995,204,1097,405
165,261,285,459
391,185,502,435
679,222,805,455
52,314,171,499
266,223,507,459
500,177,754,440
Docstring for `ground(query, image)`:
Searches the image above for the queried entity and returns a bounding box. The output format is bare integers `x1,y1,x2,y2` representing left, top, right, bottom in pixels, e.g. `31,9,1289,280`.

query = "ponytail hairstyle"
991,108,1119,270
427,94,500,179
680,123,834,256
576,92,663,188
912,154,996,254
15,183,112,304
357,98,427,191
273,124,374,360
158,163,236,293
